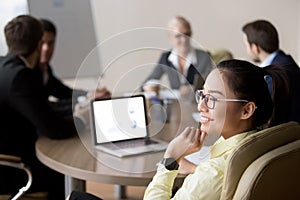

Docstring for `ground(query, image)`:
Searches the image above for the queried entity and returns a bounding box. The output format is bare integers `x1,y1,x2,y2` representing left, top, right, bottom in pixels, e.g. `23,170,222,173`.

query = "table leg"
114,185,127,199
64,175,86,197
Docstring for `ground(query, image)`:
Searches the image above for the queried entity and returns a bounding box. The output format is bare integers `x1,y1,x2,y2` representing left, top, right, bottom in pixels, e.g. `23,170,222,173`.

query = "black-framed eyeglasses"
195,90,249,109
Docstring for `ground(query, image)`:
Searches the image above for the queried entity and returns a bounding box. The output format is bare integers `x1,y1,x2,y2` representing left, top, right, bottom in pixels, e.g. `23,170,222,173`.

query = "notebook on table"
90,94,168,157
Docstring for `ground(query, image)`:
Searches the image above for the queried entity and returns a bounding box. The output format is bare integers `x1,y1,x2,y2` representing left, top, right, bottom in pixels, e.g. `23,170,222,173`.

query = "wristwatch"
160,158,179,170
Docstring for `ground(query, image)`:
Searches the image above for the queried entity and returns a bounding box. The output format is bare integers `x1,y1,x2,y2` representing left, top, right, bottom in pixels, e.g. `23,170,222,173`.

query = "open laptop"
90,94,168,157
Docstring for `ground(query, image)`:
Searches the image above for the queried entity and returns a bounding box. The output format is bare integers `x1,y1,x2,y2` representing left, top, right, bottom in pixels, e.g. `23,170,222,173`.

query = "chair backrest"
0,154,32,200
208,48,233,65
233,140,300,200
220,121,300,200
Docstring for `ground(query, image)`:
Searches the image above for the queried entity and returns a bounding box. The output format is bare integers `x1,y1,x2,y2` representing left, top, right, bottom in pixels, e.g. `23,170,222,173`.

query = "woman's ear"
241,102,256,120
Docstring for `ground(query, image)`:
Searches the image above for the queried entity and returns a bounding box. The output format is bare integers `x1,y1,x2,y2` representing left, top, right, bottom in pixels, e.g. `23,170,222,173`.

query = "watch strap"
161,157,179,170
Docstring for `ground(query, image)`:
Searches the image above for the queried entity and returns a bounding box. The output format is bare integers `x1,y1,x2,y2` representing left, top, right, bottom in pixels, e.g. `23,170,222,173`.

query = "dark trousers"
69,191,102,200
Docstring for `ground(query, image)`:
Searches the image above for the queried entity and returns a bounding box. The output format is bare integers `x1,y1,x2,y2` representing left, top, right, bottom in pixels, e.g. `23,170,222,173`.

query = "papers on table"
185,146,210,165
124,89,180,100
159,89,180,100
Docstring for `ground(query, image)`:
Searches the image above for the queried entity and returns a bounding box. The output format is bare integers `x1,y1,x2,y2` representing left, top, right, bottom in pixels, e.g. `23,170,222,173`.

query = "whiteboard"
28,0,101,78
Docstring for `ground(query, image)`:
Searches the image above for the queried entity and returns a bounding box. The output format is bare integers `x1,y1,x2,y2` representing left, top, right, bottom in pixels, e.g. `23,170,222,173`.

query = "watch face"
162,158,179,170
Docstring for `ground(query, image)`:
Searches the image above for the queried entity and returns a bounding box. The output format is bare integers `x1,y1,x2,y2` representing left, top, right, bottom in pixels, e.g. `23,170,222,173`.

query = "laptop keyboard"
105,139,158,150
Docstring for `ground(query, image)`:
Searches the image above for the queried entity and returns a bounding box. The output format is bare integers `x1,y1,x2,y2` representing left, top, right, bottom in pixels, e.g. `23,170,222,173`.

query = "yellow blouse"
144,131,254,200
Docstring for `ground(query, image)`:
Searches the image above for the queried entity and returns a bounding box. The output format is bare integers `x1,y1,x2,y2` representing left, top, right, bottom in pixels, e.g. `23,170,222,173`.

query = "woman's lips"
200,115,214,124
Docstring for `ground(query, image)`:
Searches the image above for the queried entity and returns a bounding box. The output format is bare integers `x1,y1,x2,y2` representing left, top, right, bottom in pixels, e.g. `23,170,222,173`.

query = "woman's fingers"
200,131,207,142
164,126,206,161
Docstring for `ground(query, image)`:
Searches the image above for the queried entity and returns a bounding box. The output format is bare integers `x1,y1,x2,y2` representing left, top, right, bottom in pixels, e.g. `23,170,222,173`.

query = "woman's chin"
200,123,209,133
201,123,222,136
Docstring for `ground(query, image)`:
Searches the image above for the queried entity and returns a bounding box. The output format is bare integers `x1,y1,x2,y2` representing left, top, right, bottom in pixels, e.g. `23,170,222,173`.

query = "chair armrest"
0,154,22,163
0,154,33,199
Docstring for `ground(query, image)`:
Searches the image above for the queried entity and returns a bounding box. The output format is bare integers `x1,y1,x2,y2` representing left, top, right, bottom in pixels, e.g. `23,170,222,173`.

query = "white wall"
90,0,299,94
0,0,28,55
28,0,100,78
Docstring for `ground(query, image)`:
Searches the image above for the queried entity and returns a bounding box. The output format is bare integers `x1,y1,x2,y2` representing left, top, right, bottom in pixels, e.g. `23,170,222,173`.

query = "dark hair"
40,18,56,35
242,20,279,54
4,15,43,57
264,65,291,126
217,59,290,128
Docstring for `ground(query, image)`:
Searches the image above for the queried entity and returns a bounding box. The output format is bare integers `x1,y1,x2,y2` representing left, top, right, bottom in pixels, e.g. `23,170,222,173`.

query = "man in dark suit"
242,19,300,124
37,18,110,116
0,15,89,199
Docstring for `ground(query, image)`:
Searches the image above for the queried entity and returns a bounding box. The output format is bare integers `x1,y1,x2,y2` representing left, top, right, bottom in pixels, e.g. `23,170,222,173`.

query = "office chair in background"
208,48,233,65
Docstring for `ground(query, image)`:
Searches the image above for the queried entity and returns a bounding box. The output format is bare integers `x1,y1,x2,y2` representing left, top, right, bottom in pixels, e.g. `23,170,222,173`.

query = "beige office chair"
208,48,233,65
0,154,47,200
193,48,233,90
220,121,300,200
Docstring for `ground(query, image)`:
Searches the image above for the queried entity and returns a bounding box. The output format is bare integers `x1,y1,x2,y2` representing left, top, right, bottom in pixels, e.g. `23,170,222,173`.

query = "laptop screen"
91,95,148,144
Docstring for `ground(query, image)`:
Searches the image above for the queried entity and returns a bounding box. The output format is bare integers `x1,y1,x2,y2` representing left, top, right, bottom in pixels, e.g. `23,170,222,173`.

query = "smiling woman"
143,59,291,200
64,63,293,200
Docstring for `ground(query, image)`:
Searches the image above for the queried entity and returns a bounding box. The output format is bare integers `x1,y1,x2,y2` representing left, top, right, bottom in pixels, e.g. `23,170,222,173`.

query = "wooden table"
36,100,199,198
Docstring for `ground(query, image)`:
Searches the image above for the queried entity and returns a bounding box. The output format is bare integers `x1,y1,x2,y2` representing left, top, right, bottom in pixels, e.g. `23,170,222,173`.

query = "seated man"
37,18,110,115
0,15,108,200
242,19,300,124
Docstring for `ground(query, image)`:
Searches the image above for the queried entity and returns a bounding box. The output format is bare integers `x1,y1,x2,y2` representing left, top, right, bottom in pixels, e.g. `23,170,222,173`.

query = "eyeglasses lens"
195,91,214,109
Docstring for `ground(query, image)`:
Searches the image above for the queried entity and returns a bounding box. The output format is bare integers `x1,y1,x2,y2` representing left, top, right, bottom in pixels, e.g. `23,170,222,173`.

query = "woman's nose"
197,99,208,113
